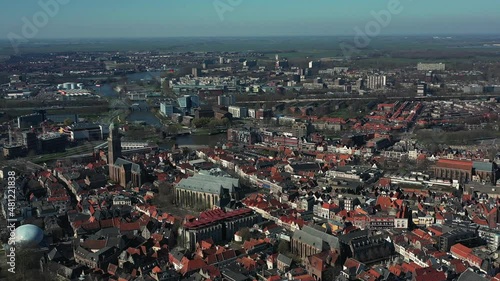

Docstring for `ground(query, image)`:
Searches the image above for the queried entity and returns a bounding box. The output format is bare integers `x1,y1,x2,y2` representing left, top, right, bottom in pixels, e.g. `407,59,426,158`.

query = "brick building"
179,208,261,251
433,159,497,184
291,226,339,260
175,174,239,209
433,159,473,183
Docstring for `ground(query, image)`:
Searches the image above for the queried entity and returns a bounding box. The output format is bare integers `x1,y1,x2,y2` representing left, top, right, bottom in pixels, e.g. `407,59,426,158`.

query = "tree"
193,118,211,128
486,147,499,161
238,227,252,242
221,118,231,127
182,147,190,159
63,118,73,126
322,266,341,281
11,248,47,281
208,118,223,129
153,182,176,206
277,239,290,254
167,124,181,135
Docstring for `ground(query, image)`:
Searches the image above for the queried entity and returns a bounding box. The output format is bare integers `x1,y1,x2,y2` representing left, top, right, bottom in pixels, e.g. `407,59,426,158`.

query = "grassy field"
1,36,499,59
327,108,364,119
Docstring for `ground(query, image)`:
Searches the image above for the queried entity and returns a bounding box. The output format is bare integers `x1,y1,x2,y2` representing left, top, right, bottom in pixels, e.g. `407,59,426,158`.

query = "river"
162,134,227,149
90,71,162,97
92,84,118,97
92,71,227,147
127,71,163,82
127,101,162,127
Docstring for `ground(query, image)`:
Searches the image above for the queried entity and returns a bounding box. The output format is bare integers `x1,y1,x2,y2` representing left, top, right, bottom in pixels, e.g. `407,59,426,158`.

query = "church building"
108,123,142,187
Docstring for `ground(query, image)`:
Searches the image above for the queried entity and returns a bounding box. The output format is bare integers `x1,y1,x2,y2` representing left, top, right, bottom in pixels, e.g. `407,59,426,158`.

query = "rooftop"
183,208,253,229
176,174,239,194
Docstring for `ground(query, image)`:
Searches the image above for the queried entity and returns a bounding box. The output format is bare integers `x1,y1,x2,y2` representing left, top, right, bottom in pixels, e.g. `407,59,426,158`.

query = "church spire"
108,122,122,166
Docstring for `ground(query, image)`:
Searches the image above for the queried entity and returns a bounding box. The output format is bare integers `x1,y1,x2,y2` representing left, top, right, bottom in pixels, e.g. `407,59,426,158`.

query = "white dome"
14,224,44,247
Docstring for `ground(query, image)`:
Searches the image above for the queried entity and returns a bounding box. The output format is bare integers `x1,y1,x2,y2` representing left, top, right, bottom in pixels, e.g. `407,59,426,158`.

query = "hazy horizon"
2,0,500,39
2,34,500,42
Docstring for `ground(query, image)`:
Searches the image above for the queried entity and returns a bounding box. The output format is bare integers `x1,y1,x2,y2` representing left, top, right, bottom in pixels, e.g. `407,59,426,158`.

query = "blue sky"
2,0,499,38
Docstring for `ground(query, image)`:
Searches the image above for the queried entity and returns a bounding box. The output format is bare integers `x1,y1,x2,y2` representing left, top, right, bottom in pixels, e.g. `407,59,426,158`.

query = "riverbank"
152,108,170,127
191,129,227,136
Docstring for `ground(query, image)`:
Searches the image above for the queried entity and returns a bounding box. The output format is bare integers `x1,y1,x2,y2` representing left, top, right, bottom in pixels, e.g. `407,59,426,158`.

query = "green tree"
208,119,221,129
63,118,73,126
167,124,181,135
221,118,231,127
193,118,211,128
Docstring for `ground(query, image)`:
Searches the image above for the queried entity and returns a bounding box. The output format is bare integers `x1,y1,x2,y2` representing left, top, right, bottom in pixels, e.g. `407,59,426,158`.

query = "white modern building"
366,75,387,90
160,102,174,117
57,82,84,90
228,106,248,118
417,63,446,71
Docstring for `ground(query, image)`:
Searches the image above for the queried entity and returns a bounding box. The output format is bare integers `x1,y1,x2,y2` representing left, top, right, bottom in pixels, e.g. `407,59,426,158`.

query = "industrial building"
194,107,215,119
22,131,37,152
63,123,107,141
217,95,236,106
57,82,84,90
2,144,25,159
38,133,67,154
417,63,446,71
18,113,44,129
46,114,79,125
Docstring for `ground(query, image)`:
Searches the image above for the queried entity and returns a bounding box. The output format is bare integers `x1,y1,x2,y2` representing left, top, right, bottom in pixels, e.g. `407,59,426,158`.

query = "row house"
313,202,340,220
412,214,435,227
47,183,71,214
369,216,409,230
277,215,305,231
394,241,429,268
450,243,484,271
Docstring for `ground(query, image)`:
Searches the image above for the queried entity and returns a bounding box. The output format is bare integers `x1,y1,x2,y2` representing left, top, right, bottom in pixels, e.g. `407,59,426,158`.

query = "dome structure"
14,224,44,247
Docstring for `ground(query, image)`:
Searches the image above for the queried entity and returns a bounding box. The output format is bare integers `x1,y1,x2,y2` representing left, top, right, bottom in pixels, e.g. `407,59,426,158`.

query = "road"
5,105,97,111
4,159,45,171
2,141,99,166
235,94,500,104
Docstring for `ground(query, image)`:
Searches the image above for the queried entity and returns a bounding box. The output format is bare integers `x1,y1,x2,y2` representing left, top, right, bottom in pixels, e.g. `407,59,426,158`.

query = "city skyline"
2,0,500,39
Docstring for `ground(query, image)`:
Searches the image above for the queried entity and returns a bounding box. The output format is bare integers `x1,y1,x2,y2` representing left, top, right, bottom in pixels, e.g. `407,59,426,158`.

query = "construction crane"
7,124,22,146
8,125,12,146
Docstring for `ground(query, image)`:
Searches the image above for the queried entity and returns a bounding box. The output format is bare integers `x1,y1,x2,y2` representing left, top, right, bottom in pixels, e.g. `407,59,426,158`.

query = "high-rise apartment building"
366,75,387,90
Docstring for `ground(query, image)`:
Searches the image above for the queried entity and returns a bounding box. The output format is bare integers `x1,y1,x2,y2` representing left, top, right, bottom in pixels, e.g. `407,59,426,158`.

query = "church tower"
108,123,121,166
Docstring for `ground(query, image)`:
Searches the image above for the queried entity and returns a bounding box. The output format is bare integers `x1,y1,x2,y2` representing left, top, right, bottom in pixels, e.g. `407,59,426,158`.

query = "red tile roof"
450,243,482,266
449,259,468,274
184,208,253,229
120,222,140,232
180,257,207,276
436,159,473,170
376,196,392,211
414,268,446,281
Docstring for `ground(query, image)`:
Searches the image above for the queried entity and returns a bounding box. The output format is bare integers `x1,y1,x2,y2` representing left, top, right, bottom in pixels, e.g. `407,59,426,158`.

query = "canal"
93,72,227,147
161,134,227,149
